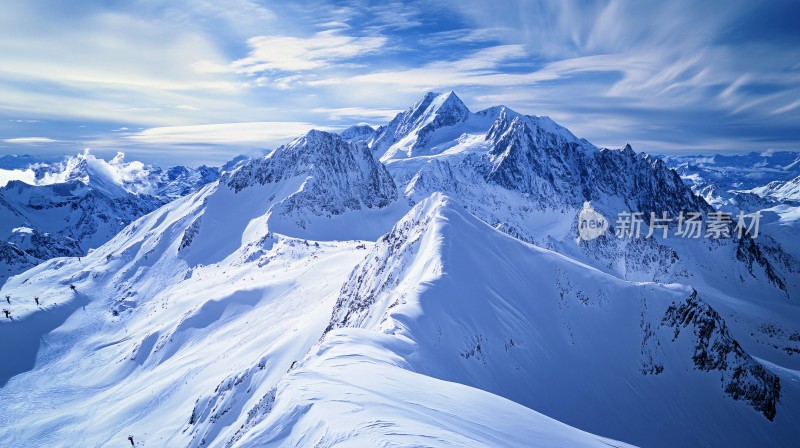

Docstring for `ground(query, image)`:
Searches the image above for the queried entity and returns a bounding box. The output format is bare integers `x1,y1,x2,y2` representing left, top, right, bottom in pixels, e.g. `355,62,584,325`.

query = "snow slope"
0,126,400,444
323,194,796,447
0,186,369,446
0,135,623,447
231,329,634,448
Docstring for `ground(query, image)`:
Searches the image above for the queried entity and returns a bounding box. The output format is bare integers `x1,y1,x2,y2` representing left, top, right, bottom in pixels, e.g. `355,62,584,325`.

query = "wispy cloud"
772,100,800,116
1,0,798,165
228,29,387,74
3,137,59,144
309,44,534,91
124,122,338,146
311,107,401,122
0,3,248,127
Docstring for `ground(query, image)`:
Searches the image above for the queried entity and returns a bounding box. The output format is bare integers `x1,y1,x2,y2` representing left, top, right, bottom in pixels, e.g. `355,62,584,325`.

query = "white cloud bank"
3,137,59,144
125,122,339,146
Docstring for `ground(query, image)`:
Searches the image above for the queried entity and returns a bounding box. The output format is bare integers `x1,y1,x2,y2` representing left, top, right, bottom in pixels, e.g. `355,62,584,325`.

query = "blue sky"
1,0,799,166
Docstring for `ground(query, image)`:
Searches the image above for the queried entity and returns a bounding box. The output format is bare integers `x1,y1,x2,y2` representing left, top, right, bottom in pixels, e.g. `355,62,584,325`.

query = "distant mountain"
658,151,800,211
748,175,800,202
338,123,376,145
661,151,800,192
660,151,800,261
0,151,233,285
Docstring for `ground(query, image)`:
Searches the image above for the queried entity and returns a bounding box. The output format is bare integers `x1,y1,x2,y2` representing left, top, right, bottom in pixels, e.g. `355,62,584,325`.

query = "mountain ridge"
1,92,799,447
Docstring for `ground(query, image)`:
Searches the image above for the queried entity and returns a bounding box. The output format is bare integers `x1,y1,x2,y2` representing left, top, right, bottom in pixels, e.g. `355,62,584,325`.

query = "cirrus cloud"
227,29,388,74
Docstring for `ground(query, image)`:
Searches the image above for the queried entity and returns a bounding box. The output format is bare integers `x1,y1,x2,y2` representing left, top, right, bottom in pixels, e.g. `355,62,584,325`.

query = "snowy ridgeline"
0,92,799,447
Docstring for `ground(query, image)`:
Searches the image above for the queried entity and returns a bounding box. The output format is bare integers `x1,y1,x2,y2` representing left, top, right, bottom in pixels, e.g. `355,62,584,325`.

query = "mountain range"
1,92,798,447
661,151,800,262
0,151,244,286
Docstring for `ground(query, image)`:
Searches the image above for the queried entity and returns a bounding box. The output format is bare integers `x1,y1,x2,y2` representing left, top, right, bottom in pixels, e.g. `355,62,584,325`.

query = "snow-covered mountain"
1,93,799,447
373,93,796,306
661,151,800,192
0,151,228,285
338,123,376,145
748,175,800,202
658,151,800,213
223,130,403,241
323,194,795,447
660,151,800,261
8,150,226,199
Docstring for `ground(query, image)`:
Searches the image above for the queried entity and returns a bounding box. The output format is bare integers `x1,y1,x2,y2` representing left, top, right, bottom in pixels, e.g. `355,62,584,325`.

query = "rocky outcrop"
663,291,781,420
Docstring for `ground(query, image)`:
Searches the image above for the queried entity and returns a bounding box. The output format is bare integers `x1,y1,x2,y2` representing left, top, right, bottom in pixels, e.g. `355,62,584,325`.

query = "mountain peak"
296,128,334,144
371,92,471,159
404,91,470,124
425,91,469,117
232,129,361,189
438,90,466,106
340,124,376,144
224,128,399,240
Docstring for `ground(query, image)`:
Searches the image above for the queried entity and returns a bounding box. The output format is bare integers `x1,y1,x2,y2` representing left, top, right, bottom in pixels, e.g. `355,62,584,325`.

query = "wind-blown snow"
0,168,36,187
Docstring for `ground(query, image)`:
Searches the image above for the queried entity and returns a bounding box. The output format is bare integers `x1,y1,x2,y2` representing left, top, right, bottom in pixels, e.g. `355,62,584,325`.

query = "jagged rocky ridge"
223,129,399,240
663,290,781,420
374,92,796,297
227,130,396,212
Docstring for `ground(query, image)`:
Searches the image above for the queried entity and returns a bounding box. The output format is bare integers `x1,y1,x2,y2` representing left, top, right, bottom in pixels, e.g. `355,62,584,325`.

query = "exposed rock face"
226,130,398,219
484,112,710,215
736,234,787,293
663,291,781,420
